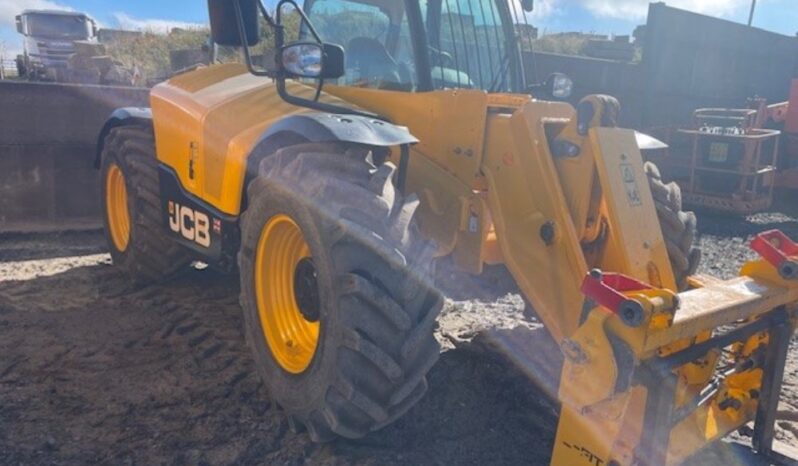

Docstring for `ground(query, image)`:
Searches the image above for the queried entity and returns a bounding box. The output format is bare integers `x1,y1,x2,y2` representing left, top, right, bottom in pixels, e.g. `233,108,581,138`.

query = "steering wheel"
428,46,454,68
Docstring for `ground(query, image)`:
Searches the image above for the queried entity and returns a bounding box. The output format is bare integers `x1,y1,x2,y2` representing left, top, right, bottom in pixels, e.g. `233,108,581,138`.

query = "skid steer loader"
95,0,798,464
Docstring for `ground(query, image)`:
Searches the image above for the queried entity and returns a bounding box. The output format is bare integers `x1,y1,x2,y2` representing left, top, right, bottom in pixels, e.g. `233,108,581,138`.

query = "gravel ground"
1,206,798,465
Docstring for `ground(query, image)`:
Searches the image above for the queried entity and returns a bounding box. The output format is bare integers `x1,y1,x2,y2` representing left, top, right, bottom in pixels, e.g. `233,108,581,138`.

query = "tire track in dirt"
0,246,559,465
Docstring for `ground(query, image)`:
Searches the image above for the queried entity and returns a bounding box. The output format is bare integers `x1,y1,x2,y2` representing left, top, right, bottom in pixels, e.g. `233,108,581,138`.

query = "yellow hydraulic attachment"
552,230,798,466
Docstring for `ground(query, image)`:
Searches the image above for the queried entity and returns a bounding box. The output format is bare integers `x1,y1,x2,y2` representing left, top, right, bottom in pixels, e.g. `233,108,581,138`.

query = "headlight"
550,73,573,99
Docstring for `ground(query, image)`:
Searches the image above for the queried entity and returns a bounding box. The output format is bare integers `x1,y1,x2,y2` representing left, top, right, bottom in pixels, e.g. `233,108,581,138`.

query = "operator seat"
346,37,405,90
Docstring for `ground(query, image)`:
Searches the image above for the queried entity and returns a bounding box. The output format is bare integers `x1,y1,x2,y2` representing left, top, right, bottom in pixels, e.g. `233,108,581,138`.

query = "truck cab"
15,9,98,80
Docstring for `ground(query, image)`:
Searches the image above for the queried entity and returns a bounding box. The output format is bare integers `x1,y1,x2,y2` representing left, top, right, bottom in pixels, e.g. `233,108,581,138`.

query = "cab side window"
307,0,414,91
425,0,510,91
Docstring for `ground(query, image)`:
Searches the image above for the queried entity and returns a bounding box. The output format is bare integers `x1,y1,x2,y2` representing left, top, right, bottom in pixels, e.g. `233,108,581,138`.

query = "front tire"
100,126,190,285
239,143,442,441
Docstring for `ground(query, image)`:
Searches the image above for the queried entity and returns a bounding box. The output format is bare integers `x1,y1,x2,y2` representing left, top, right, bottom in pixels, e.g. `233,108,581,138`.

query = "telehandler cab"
96,0,798,464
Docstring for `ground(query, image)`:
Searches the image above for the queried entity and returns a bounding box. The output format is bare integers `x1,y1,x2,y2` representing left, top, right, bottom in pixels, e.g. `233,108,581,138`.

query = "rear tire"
100,126,190,285
645,161,701,289
238,143,442,441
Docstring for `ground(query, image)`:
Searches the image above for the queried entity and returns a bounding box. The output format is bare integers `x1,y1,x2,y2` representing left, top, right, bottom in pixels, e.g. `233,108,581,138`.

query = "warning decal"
620,163,642,206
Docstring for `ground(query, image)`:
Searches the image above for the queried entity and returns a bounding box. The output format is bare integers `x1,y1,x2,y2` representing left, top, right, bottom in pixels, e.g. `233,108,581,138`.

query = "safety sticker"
620,163,642,206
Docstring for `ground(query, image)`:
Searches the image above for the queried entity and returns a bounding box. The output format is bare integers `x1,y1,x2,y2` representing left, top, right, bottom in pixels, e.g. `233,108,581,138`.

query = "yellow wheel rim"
254,214,320,374
106,164,131,252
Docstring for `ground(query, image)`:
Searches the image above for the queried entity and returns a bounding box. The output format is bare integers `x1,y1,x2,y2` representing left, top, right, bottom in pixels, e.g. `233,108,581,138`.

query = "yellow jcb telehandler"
95,1,798,464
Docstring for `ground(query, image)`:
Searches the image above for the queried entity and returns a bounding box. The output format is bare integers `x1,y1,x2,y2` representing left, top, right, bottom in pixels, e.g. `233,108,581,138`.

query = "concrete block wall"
0,82,149,233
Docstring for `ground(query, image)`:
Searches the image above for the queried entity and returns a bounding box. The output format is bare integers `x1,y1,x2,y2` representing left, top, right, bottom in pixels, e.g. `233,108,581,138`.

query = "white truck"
15,10,97,80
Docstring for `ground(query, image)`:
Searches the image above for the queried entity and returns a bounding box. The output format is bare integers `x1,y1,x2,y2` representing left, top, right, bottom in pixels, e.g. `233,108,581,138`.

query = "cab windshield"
302,0,526,93
27,14,91,40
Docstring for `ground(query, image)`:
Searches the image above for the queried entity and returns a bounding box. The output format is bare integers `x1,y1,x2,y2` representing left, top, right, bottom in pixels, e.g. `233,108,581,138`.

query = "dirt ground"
1,208,798,465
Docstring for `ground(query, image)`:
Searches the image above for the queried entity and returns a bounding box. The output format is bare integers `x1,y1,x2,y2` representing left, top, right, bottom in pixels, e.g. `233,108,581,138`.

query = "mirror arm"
313,79,324,102
276,0,322,43
257,0,277,28
234,0,274,78
275,78,380,119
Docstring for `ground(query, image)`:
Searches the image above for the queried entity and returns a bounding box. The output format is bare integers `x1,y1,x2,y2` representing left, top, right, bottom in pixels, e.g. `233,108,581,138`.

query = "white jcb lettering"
195,212,211,248
168,201,179,232
180,206,195,241
168,201,212,248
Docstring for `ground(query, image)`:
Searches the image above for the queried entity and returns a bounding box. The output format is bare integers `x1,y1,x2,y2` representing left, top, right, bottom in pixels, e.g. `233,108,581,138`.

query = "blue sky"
1,0,796,57
529,0,798,36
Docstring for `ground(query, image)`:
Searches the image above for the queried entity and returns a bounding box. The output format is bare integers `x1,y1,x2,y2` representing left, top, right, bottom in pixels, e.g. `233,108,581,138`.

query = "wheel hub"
294,257,321,323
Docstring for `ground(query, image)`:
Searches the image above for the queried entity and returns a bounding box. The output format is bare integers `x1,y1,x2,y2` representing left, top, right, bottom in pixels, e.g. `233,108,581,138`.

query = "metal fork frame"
632,307,795,466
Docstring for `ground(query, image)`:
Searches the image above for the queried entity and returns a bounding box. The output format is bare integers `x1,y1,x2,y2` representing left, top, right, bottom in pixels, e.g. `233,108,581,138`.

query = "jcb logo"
169,201,211,248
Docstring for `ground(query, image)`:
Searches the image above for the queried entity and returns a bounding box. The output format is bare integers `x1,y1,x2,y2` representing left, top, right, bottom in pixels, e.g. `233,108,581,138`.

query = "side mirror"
521,0,534,12
280,42,345,79
91,20,98,37
15,15,24,34
208,0,260,47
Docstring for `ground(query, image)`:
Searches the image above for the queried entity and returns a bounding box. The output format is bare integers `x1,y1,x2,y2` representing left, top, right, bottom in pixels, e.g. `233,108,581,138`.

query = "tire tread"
645,161,701,289
238,142,442,441
101,125,189,285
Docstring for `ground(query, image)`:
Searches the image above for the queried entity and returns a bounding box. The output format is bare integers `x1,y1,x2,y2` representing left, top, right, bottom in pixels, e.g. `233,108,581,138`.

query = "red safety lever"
751,230,798,280
581,270,651,327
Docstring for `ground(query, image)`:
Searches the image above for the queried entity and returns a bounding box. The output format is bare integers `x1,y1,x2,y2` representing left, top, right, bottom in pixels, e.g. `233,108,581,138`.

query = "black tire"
100,126,190,285
238,143,443,442
645,161,701,289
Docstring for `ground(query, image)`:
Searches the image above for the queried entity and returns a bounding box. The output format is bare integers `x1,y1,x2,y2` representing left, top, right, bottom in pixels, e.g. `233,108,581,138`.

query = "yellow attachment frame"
479,102,676,342
472,96,798,465
552,258,798,466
